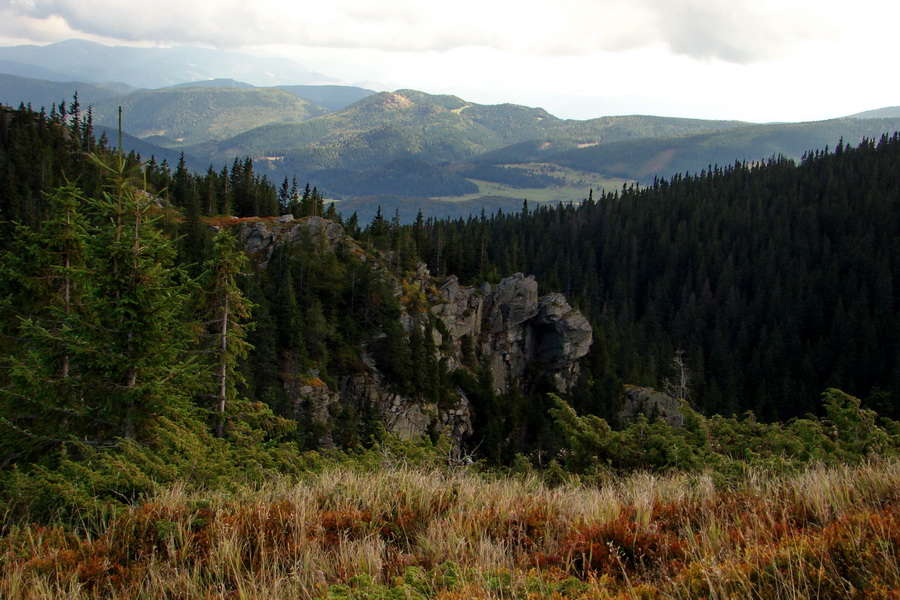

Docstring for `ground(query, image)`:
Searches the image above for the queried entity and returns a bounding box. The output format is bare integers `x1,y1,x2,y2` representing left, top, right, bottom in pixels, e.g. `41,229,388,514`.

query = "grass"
2,459,899,599
431,164,630,204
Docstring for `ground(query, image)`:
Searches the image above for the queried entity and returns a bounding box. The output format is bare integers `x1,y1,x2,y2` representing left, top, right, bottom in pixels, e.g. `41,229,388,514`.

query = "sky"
0,0,897,123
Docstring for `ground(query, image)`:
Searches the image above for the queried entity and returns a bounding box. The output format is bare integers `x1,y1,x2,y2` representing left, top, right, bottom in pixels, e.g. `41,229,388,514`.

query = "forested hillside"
415,136,900,422
545,117,900,184
3,101,900,456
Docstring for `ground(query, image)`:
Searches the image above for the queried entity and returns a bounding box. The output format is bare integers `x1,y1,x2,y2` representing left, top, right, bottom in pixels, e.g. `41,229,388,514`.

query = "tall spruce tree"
198,230,254,438
82,142,199,441
0,184,93,462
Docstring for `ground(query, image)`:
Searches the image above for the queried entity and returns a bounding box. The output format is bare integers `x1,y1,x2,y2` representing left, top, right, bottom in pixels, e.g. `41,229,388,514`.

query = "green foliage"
549,389,900,479
196,230,258,437
421,134,900,422
0,415,303,524
0,110,302,524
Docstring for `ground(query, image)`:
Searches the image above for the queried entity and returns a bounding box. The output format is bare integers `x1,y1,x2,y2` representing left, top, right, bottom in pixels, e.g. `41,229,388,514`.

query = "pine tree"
0,184,93,461
197,230,255,438
278,177,291,214
83,142,199,441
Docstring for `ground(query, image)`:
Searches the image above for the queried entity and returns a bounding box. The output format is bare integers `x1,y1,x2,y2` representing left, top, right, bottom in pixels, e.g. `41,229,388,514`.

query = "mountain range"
2,39,899,220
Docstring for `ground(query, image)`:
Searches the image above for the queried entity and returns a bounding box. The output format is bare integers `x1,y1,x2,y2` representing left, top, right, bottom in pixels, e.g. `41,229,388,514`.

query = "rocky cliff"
240,215,593,455
431,274,592,395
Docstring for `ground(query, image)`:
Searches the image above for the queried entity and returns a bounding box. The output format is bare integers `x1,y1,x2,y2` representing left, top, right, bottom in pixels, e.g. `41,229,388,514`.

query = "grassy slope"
2,460,898,599
551,117,900,183
91,87,329,147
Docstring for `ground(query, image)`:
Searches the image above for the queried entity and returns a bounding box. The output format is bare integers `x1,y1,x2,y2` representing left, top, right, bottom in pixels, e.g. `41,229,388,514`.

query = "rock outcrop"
240,216,592,454
243,215,349,268
618,385,685,428
431,273,592,395
288,371,474,456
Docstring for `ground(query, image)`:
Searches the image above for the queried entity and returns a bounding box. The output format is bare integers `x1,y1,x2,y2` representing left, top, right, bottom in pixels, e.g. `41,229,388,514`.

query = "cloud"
644,0,831,63
0,0,846,63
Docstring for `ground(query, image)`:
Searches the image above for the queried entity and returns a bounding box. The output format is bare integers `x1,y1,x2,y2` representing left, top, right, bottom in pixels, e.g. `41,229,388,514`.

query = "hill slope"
91,87,329,147
0,73,131,110
546,117,900,183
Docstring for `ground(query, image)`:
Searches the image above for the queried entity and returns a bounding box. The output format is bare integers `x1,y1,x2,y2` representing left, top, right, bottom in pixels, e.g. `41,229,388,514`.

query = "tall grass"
1,460,898,599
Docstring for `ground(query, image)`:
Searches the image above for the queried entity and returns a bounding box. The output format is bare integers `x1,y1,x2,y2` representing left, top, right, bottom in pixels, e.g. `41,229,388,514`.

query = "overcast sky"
0,0,896,122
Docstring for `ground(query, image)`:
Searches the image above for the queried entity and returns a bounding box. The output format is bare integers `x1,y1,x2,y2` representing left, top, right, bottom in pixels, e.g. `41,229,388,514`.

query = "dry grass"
2,460,899,599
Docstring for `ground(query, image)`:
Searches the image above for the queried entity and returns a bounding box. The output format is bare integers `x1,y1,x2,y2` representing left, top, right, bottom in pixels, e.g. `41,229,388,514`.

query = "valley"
6,43,900,221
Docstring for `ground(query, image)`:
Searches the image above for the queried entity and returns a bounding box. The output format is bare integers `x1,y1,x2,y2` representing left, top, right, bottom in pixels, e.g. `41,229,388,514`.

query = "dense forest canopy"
413,138,900,422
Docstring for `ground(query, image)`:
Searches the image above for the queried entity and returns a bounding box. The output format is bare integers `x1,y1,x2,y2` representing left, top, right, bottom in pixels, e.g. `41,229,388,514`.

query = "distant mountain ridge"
278,85,377,112
0,39,336,88
188,89,756,191
0,73,133,110
2,39,900,212
512,117,900,183
90,87,330,146
847,106,900,119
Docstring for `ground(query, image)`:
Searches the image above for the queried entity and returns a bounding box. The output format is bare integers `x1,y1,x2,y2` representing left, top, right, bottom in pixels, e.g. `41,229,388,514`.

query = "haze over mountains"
0,39,339,88
2,39,899,220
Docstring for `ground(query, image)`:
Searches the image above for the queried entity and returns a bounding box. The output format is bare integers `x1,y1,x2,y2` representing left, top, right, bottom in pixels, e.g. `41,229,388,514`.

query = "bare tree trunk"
215,295,229,438
62,225,70,379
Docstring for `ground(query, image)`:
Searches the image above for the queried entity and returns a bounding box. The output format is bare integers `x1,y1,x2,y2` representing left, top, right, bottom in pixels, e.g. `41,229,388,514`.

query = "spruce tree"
0,184,93,462
197,230,255,438
82,145,199,441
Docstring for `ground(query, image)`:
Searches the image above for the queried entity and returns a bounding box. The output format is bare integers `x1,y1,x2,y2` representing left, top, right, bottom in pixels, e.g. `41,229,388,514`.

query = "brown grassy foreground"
2,460,899,599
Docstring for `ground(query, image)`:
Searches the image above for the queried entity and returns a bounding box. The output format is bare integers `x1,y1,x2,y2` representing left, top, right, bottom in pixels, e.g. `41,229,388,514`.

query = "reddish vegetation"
2,463,899,598
538,508,686,579
203,215,277,228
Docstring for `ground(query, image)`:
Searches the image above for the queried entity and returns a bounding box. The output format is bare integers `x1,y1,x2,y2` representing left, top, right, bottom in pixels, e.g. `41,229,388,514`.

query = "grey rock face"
243,220,591,454
533,293,593,370
432,274,592,395
618,385,685,428
242,216,349,268
290,369,474,454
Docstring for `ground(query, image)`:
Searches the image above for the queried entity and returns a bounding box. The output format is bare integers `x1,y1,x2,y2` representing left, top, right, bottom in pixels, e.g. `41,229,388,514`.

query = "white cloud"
1,0,897,123
0,0,848,63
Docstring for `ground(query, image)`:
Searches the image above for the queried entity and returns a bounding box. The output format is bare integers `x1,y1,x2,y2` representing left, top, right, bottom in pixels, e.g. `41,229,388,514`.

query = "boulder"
619,385,685,428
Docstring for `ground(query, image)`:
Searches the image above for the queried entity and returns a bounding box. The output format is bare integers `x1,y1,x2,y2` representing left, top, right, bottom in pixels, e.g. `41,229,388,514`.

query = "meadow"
2,456,898,599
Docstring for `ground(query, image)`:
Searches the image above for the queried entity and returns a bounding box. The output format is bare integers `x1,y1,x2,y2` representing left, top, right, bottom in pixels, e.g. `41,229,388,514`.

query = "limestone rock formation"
241,218,592,454
618,385,685,428
289,370,474,455
431,273,593,394
243,216,349,268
